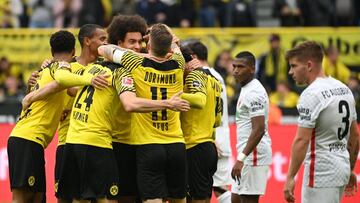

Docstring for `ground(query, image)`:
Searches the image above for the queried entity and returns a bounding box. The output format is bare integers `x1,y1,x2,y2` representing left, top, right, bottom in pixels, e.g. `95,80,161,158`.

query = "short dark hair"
188,41,208,61
285,41,323,64
180,45,193,62
150,23,172,57
50,30,75,54
235,51,256,67
78,24,103,47
107,15,147,45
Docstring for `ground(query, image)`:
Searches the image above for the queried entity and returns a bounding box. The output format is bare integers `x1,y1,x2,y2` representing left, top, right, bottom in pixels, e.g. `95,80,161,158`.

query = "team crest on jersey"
122,77,134,87
28,176,35,186
109,184,119,196
192,80,201,87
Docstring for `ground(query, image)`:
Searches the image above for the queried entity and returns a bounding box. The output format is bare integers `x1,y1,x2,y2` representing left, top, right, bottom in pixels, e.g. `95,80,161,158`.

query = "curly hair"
107,15,148,45
50,30,75,54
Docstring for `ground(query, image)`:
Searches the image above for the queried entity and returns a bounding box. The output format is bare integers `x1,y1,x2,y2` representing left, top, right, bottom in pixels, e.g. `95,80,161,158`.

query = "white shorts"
213,156,232,187
231,165,269,195
302,185,345,203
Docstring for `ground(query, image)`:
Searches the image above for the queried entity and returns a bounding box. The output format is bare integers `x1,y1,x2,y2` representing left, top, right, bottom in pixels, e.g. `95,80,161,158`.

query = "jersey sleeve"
115,51,143,73
169,53,185,70
297,91,323,128
243,91,267,118
112,68,136,95
184,70,207,95
49,61,71,79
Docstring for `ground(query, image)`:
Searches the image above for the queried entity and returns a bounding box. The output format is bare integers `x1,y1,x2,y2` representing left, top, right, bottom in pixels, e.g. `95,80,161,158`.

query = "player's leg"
113,143,138,203
187,142,218,203
137,144,167,203
239,195,259,203
213,156,232,203
57,144,81,201
166,143,188,203
231,165,269,203
8,137,46,203
55,145,71,203
85,145,119,202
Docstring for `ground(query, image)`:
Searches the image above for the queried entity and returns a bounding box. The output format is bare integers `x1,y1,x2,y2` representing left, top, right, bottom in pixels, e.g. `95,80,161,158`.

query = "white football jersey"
235,79,272,166
204,66,231,156
298,77,357,188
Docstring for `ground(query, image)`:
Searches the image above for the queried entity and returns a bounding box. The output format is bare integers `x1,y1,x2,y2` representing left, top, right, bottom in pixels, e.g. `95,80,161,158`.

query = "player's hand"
231,160,244,182
91,74,110,89
22,91,34,110
283,177,296,203
186,59,202,71
345,171,358,197
41,59,52,68
60,109,71,122
28,71,39,87
169,91,190,112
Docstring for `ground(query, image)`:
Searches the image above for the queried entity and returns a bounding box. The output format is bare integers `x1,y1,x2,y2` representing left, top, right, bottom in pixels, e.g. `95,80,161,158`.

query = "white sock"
217,191,231,203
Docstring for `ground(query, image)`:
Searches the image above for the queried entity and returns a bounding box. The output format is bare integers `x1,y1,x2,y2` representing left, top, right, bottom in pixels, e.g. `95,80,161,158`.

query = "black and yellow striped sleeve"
184,70,207,95
120,52,143,73
170,53,185,69
112,68,136,95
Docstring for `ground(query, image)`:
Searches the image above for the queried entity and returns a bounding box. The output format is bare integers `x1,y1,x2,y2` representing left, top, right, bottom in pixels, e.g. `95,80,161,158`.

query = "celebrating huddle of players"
7,14,360,203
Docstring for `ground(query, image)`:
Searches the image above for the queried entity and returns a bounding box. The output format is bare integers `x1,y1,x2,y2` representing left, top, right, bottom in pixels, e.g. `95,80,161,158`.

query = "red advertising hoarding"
0,123,359,203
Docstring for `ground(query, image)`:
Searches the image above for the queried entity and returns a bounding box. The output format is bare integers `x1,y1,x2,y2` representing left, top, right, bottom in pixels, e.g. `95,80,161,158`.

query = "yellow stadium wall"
1,27,360,81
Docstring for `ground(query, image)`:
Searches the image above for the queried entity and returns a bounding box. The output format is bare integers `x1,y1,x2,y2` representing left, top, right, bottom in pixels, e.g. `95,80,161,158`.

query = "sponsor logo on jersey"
193,80,200,87
122,77,134,87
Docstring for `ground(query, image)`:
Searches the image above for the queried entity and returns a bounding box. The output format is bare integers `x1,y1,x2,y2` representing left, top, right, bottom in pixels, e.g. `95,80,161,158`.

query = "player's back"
10,62,68,148
299,77,356,187
120,52,185,144
181,68,222,149
66,62,119,149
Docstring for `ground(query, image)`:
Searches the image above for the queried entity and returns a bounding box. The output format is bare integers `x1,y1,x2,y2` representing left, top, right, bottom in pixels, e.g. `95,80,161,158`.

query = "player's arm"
180,70,207,109
345,120,359,196
119,91,190,113
348,120,359,171
283,126,313,202
231,115,267,181
180,92,206,109
22,81,63,110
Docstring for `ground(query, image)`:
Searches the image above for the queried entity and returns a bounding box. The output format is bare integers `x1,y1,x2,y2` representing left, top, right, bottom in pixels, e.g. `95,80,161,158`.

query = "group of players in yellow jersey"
7,14,224,203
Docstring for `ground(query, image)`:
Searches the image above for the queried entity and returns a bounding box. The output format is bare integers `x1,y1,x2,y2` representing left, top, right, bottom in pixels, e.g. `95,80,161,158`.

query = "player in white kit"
185,41,233,203
231,51,272,203
283,41,359,203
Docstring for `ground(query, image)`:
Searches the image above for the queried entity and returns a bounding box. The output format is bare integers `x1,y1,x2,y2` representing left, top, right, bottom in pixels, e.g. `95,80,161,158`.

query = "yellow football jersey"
117,52,185,145
111,65,136,144
57,62,86,146
65,61,135,149
10,62,70,148
181,68,223,149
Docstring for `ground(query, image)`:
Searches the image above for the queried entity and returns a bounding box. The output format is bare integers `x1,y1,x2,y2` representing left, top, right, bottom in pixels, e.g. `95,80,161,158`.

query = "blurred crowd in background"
1,0,360,28
0,0,360,119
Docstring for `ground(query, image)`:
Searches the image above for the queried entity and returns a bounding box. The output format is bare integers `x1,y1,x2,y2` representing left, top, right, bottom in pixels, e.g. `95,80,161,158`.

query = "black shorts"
7,137,46,192
113,142,138,196
187,142,218,199
57,144,119,200
137,143,187,200
54,145,65,196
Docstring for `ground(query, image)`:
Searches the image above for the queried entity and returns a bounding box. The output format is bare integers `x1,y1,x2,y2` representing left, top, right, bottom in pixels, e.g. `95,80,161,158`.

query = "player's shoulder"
95,60,122,71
